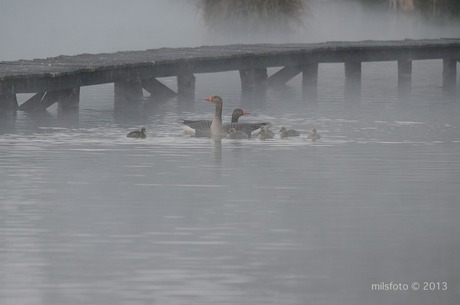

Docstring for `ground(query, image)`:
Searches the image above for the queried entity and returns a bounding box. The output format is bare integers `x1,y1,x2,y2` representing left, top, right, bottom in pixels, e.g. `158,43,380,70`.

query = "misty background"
1,1,460,305
1,0,459,61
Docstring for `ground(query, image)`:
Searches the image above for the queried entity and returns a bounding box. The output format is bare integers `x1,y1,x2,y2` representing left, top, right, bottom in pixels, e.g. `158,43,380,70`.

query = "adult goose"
127,127,147,139
185,96,269,138
182,108,249,136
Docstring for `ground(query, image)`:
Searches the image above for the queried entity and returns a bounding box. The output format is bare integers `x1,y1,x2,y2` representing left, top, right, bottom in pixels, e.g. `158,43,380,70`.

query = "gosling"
307,128,321,141
127,127,147,139
258,126,275,140
227,128,249,139
279,126,300,139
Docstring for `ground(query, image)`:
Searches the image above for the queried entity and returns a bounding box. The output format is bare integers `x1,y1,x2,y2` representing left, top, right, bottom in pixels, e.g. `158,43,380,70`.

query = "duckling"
307,128,321,141
279,126,300,139
127,127,147,139
227,127,249,139
258,126,275,140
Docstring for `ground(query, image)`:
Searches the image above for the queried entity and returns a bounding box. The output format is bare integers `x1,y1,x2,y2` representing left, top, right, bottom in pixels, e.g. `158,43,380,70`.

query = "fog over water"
1,1,460,305
1,0,459,60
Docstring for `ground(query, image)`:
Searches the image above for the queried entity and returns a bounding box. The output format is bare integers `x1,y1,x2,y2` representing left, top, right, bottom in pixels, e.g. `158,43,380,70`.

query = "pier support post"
398,60,412,97
268,65,302,87
240,68,267,106
142,78,177,100
443,58,457,95
177,74,196,102
19,88,80,112
302,63,319,100
239,68,267,93
114,79,144,109
344,62,361,99
0,93,18,113
58,87,80,112
18,92,45,112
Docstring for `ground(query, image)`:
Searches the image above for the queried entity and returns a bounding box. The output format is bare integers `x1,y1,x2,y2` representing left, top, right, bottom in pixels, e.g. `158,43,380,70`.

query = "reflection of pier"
1,39,459,114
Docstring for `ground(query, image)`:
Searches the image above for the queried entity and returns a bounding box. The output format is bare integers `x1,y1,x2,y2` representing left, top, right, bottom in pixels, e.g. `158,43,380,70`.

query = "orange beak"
205,97,212,102
243,112,250,116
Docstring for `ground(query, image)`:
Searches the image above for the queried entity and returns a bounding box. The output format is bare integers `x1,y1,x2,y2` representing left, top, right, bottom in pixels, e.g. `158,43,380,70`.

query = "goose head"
205,96,223,105
231,108,249,122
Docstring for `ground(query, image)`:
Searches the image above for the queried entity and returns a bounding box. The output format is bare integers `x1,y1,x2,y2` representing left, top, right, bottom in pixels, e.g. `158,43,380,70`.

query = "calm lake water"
1,60,459,304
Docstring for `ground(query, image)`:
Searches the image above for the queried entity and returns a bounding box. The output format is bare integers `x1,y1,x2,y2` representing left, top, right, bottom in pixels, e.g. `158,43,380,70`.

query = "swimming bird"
307,128,321,141
183,108,249,126
207,95,226,138
279,126,300,139
185,96,269,138
258,126,275,140
227,127,249,139
127,127,147,139
182,108,249,136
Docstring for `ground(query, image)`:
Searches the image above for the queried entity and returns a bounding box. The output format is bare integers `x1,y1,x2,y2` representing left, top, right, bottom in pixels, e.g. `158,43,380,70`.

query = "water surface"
1,60,459,304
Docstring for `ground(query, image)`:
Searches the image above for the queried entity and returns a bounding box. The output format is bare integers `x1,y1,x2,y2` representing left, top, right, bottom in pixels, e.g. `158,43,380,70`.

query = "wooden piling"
302,63,319,100
58,87,80,112
239,68,268,93
345,62,361,82
40,90,67,110
19,88,79,112
344,62,361,99
18,92,45,112
398,59,412,97
142,78,177,100
114,79,144,109
443,58,457,95
268,65,302,87
177,74,196,101
0,93,18,113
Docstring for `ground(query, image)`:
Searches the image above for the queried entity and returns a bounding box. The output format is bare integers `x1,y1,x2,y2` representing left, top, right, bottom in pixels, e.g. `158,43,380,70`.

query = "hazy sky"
0,0,204,60
1,0,458,61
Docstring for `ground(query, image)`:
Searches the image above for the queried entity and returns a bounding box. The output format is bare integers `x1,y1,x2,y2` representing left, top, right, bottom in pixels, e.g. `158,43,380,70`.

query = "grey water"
1,60,460,305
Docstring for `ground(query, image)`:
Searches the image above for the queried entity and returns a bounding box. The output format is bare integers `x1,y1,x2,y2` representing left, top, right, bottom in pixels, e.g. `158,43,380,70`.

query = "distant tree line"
198,0,308,38
359,0,460,18
197,0,458,40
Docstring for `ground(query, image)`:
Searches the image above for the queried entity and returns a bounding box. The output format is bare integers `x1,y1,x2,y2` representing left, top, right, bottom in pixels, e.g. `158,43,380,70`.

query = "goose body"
183,108,248,127
183,108,249,137
307,128,321,141
279,126,300,139
258,126,275,140
208,96,225,138
227,128,249,139
185,96,269,138
127,127,147,139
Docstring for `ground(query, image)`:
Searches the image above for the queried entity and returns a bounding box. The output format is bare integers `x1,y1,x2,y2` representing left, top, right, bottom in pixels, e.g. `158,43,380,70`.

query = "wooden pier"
1,38,459,114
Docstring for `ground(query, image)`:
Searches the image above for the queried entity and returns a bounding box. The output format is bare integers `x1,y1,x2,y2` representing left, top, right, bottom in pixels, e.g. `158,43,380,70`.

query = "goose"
258,126,275,140
227,127,249,139
183,108,249,126
307,128,321,141
279,126,300,139
182,108,249,136
207,95,226,138
127,127,147,139
188,96,269,138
